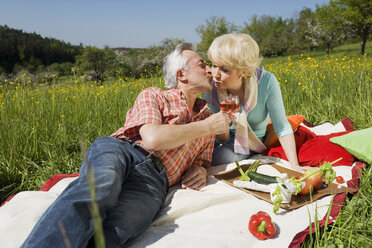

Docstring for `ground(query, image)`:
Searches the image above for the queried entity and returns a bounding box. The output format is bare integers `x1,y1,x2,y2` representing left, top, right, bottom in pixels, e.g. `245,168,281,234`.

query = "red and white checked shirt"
111,87,215,186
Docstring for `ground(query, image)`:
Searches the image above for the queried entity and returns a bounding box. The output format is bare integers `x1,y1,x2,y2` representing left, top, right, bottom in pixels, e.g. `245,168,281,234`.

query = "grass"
302,165,372,247
261,41,372,66
0,41,371,247
0,77,161,202
264,54,371,130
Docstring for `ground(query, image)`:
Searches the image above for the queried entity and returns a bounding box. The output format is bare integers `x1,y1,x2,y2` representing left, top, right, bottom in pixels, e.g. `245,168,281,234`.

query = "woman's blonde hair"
207,33,262,81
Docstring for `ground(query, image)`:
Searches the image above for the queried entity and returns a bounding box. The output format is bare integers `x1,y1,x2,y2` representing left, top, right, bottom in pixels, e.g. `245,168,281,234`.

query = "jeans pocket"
134,159,167,194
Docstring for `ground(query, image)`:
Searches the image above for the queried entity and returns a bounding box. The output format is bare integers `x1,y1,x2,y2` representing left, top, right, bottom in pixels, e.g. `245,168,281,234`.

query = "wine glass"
219,95,240,128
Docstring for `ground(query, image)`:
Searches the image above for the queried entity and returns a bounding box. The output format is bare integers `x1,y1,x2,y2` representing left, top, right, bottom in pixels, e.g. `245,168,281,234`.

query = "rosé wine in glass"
219,95,240,128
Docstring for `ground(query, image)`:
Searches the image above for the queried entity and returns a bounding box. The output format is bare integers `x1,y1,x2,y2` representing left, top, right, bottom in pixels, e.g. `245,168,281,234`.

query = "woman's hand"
181,165,208,190
290,163,313,173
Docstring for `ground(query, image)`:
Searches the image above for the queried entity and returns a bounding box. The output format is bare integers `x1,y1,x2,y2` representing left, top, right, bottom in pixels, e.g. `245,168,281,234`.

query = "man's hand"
181,165,208,190
204,111,231,135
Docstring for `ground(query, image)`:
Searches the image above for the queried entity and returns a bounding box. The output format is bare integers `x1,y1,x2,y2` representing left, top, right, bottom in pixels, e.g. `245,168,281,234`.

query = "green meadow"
0,42,371,247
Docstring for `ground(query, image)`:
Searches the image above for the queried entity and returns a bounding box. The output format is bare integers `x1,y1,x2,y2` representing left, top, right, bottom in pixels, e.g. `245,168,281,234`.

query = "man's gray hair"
162,43,196,89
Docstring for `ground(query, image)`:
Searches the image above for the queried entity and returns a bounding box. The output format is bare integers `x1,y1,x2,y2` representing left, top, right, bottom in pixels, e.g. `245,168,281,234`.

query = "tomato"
296,176,314,195
336,176,344,184
304,169,324,189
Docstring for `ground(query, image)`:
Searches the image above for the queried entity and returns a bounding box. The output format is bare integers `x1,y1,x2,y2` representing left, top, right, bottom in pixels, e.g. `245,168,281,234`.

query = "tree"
306,4,345,56
331,0,372,55
116,38,185,79
196,16,238,52
76,46,116,83
241,15,294,56
291,8,316,53
241,15,266,46
0,25,82,73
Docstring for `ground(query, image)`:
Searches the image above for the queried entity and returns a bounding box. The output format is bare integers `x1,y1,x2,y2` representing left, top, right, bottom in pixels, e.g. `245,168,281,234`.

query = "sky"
0,0,330,49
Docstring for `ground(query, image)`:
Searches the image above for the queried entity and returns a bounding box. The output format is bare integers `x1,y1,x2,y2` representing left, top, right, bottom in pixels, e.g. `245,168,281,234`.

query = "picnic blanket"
0,119,363,248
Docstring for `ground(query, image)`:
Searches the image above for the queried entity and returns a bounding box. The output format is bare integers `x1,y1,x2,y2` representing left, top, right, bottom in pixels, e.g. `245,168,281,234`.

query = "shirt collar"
169,88,208,115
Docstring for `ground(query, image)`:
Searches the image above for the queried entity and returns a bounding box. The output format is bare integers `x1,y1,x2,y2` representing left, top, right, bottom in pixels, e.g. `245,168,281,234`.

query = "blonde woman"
203,33,305,172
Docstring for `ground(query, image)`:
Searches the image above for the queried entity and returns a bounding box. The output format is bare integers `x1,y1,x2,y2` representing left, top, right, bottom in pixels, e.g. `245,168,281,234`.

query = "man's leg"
97,157,167,248
21,137,141,248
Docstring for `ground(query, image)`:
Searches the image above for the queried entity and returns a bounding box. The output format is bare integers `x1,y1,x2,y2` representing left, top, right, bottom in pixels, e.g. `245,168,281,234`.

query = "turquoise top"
203,67,292,139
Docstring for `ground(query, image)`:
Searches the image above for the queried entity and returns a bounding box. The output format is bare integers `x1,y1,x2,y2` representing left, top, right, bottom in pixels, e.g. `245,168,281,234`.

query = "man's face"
182,50,212,93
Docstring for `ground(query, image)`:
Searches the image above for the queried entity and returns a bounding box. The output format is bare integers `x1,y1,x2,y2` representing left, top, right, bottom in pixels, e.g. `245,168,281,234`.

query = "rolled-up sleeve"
111,88,163,139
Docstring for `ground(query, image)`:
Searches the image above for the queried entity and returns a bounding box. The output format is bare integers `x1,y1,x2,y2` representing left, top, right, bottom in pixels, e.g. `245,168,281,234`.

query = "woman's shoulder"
257,68,276,81
257,68,278,89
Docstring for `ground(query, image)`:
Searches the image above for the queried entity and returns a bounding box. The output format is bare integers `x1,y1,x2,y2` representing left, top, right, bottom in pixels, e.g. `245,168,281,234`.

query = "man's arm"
139,112,230,151
215,132,230,143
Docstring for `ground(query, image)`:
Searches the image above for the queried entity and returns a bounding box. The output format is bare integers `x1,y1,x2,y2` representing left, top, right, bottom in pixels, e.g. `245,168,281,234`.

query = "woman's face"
211,62,242,92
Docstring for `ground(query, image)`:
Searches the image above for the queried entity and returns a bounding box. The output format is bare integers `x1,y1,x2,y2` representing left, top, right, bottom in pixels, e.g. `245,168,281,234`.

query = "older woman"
203,33,304,172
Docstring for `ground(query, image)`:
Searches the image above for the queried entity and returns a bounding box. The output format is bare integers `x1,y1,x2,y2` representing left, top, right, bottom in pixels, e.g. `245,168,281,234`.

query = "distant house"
114,49,129,56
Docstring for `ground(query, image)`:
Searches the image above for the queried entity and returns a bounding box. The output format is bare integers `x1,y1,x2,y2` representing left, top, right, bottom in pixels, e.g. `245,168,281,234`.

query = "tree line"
0,25,83,74
0,0,370,82
197,0,371,56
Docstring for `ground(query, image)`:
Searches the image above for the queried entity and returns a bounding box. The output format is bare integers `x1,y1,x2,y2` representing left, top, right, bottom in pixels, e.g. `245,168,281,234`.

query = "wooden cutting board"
214,163,357,210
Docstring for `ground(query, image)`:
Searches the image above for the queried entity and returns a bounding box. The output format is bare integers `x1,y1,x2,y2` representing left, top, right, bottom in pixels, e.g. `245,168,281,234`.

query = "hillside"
0,25,83,73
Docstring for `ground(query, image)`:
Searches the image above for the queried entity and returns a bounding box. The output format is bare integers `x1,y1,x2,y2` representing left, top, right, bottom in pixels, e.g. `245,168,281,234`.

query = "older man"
21,43,231,248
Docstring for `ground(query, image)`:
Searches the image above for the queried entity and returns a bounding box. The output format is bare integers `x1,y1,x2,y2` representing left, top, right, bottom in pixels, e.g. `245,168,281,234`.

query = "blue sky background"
0,0,329,48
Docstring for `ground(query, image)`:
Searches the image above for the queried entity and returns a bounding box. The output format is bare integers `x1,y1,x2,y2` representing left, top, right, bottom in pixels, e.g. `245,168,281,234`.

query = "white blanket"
0,122,354,248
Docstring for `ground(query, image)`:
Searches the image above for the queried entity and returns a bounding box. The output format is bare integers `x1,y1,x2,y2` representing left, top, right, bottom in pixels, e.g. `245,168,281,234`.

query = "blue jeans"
21,136,168,248
211,131,263,166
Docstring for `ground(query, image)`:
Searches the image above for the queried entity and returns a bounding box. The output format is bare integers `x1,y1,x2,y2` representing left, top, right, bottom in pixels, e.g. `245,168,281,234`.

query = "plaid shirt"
111,87,215,186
